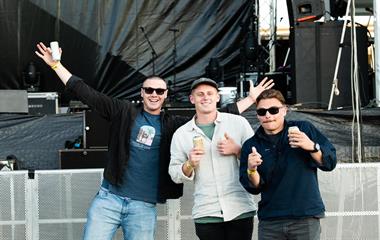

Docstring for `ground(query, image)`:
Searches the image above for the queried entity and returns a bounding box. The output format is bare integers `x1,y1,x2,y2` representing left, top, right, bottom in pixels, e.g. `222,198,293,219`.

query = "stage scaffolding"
0,163,380,240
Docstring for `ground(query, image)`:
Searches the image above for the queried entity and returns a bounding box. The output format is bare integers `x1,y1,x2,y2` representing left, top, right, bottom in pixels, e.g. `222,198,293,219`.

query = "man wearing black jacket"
35,42,273,240
239,89,337,240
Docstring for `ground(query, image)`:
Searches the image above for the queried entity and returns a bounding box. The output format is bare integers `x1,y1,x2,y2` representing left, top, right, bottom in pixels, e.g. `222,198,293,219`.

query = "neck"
195,111,217,125
143,107,161,115
263,125,284,135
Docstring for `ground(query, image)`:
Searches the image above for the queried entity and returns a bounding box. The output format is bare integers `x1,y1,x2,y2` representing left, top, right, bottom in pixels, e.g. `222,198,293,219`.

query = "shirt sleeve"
240,117,254,143
239,140,262,195
303,121,337,171
169,131,195,183
66,75,126,120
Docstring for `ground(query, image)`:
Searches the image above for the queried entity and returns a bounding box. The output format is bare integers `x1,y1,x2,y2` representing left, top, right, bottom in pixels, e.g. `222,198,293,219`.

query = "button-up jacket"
169,112,257,221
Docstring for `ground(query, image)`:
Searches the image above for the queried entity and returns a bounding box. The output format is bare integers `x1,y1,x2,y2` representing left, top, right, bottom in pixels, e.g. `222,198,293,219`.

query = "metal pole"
375,0,380,106
269,0,277,72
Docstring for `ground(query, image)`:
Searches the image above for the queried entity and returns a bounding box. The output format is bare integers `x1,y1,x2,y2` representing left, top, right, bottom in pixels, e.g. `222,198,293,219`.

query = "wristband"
51,62,60,70
185,161,194,171
247,168,257,176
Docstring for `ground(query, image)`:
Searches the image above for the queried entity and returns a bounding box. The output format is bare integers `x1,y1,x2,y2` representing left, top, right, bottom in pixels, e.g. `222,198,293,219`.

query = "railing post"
25,173,39,240
377,166,380,240
167,199,181,240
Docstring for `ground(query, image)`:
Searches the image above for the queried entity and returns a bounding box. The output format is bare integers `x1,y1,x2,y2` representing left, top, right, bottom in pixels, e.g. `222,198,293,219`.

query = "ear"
216,93,220,103
163,90,168,99
140,88,144,98
282,106,288,117
189,94,195,104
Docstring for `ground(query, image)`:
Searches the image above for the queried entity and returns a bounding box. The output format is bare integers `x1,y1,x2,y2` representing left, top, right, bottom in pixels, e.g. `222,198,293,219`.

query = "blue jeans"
83,187,157,240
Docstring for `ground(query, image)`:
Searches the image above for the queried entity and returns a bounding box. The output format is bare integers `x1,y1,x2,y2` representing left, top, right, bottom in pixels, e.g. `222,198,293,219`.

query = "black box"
83,110,110,148
28,92,59,115
59,149,108,169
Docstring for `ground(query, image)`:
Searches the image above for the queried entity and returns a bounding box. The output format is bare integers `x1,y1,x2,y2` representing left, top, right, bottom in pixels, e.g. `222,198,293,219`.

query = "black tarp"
0,109,379,170
0,0,252,104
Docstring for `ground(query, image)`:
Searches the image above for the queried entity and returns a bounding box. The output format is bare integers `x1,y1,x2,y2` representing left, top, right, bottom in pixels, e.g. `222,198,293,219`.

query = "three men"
35,42,273,240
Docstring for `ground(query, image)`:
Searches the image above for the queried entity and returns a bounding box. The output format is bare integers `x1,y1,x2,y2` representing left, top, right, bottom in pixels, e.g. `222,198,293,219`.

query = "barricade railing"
0,163,379,240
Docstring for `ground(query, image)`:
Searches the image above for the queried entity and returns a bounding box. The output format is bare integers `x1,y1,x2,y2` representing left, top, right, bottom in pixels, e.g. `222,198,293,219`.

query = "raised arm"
35,42,124,120
236,77,274,113
35,42,72,85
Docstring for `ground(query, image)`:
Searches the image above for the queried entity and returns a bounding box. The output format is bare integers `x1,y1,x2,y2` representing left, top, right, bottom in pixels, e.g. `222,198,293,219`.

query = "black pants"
195,217,253,240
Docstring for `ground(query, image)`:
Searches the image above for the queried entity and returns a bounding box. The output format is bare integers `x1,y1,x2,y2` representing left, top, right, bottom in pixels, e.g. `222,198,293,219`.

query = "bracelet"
247,168,257,176
51,62,60,70
185,161,194,171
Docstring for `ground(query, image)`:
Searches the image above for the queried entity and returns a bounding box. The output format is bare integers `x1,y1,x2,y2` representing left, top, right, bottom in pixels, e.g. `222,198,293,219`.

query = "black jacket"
66,76,239,203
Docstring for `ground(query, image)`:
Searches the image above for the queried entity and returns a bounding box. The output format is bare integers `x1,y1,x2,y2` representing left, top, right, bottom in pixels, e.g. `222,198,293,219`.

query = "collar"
256,120,289,141
188,111,222,131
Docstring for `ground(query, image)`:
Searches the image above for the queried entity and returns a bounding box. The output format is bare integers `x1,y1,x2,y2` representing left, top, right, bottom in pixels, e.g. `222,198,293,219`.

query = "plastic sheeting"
0,0,251,103
0,113,82,169
0,108,379,170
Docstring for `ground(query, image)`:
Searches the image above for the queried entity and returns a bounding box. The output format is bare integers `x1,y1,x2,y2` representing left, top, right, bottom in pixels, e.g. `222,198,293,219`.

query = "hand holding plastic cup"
193,135,204,150
288,126,300,148
50,41,61,61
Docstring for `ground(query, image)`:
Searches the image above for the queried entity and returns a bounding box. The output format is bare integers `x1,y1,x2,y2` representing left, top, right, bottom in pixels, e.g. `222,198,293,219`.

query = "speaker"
290,21,370,108
287,0,325,25
262,72,292,104
59,149,108,169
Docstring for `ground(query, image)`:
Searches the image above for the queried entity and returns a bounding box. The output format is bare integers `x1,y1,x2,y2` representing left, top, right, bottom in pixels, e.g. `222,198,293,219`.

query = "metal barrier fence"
0,163,379,240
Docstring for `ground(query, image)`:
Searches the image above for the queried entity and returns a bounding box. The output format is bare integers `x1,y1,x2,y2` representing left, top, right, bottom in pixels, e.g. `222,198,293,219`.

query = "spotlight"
23,61,40,92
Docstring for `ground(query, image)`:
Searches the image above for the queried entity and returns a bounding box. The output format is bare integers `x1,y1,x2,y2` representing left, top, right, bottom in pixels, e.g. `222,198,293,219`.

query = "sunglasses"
256,106,283,116
142,87,167,95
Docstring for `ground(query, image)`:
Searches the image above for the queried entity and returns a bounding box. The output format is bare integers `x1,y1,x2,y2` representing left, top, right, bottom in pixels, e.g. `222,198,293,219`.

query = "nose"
264,111,272,118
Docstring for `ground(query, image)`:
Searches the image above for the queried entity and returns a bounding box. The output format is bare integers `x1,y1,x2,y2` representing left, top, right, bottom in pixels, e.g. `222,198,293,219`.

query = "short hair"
143,75,167,87
256,89,286,105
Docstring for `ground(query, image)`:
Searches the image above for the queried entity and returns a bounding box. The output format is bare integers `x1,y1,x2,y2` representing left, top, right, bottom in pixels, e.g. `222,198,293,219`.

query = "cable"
349,0,363,163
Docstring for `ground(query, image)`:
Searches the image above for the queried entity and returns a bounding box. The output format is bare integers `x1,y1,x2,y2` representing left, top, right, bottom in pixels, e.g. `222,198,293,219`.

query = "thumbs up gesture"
248,146,263,170
217,133,240,156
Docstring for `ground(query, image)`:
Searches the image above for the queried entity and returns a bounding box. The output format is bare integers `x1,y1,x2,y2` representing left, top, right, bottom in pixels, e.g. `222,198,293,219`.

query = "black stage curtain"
0,0,250,104
1,109,379,170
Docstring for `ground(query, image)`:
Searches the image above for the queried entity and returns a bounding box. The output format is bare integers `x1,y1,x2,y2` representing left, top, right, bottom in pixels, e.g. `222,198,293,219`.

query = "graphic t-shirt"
106,111,161,203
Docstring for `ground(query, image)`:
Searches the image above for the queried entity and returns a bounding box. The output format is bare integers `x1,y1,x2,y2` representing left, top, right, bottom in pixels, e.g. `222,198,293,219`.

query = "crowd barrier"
0,163,379,240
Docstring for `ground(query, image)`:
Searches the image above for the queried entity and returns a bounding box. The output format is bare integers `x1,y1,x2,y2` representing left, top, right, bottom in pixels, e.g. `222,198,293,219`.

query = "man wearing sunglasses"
35,42,273,240
169,78,260,240
239,89,337,240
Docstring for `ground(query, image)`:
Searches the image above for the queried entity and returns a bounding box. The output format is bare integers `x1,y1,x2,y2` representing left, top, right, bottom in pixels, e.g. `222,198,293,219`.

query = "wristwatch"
309,142,320,153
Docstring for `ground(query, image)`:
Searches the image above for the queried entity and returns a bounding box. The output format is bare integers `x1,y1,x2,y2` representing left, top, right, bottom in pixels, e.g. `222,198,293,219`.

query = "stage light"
23,61,40,92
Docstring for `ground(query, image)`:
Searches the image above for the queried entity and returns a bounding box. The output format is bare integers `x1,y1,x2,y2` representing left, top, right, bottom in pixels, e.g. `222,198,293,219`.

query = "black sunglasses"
142,87,167,95
256,106,283,116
